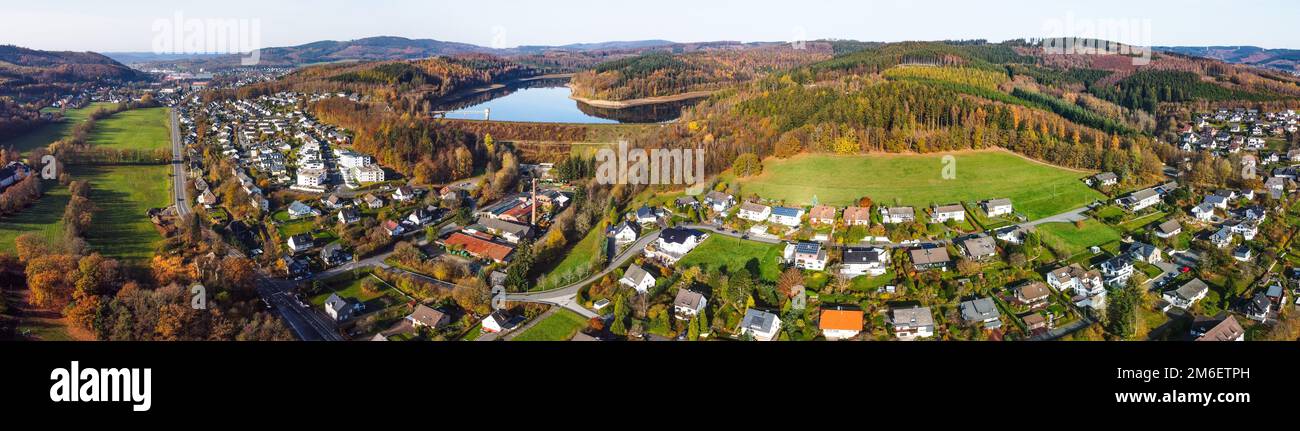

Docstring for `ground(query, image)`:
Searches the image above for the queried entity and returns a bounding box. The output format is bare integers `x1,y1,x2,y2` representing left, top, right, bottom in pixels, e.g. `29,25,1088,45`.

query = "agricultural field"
86,107,170,151
536,226,608,290
1036,219,1122,257
308,273,407,312
511,309,588,341
0,181,68,254
2,102,117,155
675,235,784,282
732,150,1103,220
68,164,170,261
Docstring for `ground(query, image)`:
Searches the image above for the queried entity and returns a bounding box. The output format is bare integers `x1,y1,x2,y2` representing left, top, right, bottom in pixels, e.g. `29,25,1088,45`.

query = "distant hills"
0,45,146,83
118,36,681,70
1157,46,1300,74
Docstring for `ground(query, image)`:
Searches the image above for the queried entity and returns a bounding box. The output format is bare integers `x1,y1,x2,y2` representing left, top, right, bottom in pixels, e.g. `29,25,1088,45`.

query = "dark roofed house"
1192,315,1244,341
1015,282,1051,308
407,304,450,329
958,234,997,260
324,294,354,322
959,297,1001,329
909,247,951,271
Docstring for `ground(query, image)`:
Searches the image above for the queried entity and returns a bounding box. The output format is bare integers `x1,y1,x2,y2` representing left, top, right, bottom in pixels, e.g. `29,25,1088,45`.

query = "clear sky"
3,0,1299,52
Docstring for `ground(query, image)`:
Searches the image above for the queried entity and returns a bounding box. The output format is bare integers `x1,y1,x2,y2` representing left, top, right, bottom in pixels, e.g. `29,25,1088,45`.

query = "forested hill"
628,40,1300,187
569,42,835,101
1157,46,1300,75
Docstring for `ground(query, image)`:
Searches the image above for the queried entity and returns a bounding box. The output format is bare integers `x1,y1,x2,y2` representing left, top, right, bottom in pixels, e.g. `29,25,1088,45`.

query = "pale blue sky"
3,0,1298,52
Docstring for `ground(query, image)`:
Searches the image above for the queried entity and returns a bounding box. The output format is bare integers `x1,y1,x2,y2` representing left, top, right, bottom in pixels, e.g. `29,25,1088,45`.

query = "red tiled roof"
443,232,514,262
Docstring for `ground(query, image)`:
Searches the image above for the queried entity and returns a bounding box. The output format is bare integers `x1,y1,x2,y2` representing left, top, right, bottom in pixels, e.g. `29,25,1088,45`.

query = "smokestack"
531,177,537,226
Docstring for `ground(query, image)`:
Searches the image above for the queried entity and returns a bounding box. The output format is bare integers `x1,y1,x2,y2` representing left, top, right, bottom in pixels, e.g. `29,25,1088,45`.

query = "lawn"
512,309,588,341
0,181,69,253
536,226,608,290
676,235,784,282
308,273,406,312
732,150,1102,220
69,165,170,261
1,103,117,155
1037,219,1122,257
86,107,170,151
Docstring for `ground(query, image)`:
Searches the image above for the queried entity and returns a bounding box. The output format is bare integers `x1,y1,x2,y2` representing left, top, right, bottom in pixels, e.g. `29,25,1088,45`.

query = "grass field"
732,150,1102,220
512,309,588,341
87,107,170,151
68,164,170,261
536,226,607,290
309,274,406,312
1037,219,1122,257
0,181,69,254
675,235,783,282
1,103,117,155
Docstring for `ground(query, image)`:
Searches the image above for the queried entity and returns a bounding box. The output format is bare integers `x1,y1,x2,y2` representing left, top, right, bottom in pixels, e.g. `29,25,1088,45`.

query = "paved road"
256,273,343,341
502,230,661,318
1020,205,1094,227
168,109,190,217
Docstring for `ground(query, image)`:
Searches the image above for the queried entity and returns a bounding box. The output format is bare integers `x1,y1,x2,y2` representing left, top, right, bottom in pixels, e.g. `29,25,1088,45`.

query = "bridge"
431,107,490,120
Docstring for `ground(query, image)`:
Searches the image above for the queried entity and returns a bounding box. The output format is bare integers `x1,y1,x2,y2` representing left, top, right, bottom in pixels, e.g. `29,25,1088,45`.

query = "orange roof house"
443,232,514,263
809,205,837,224
843,206,872,225
819,307,864,340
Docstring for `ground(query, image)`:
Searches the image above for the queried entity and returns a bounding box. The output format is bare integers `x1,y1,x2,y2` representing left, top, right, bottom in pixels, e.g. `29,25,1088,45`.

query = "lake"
438,82,701,124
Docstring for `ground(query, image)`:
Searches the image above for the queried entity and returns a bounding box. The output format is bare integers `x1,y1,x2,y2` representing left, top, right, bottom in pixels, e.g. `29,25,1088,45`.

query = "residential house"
481,310,521,333
635,206,663,224
324,294,354,322
737,202,772,222
1092,172,1118,187
322,194,345,209
607,221,641,246
673,289,708,320
842,206,872,226
703,191,736,212
197,189,218,208
909,247,951,271
1210,226,1234,248
0,162,32,192
392,186,416,202
959,297,1002,329
352,165,384,183
1015,282,1051,309
1193,202,1217,222
619,265,657,294
819,307,864,340
889,306,935,341
286,233,313,254
958,234,997,260
406,207,436,226
1163,278,1210,309
768,206,804,227
1045,264,1105,303
287,201,319,219
296,167,327,188
647,228,707,264
840,247,889,277
1229,220,1259,241
931,204,965,223
981,198,1013,217
1242,292,1271,321
808,205,837,225
1100,255,1135,287
790,241,828,271
993,225,1030,244
1232,245,1252,262
1023,313,1049,331
363,193,384,209
1191,315,1245,341
1203,194,1230,210
879,206,916,224
407,304,450,329
1128,242,1162,263
320,243,350,267
1154,220,1181,239
1117,188,1160,212
737,308,782,341
337,208,360,225
382,220,405,237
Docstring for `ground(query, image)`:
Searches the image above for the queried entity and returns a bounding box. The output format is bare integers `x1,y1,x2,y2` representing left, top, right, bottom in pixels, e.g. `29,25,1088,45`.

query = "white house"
287,201,319,219
768,206,804,227
737,308,782,341
296,167,327,188
607,221,641,246
982,198,1013,217
481,310,519,333
890,306,935,341
703,191,736,213
1163,279,1209,309
338,208,360,225
619,265,657,294
352,165,385,183
1118,188,1160,212
647,228,707,264
931,204,966,223
1192,203,1216,222
788,242,828,271
673,289,708,320
737,202,771,222
819,307,864,341
1100,256,1135,287
286,233,313,254
841,247,889,277
879,206,916,224
324,294,353,322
